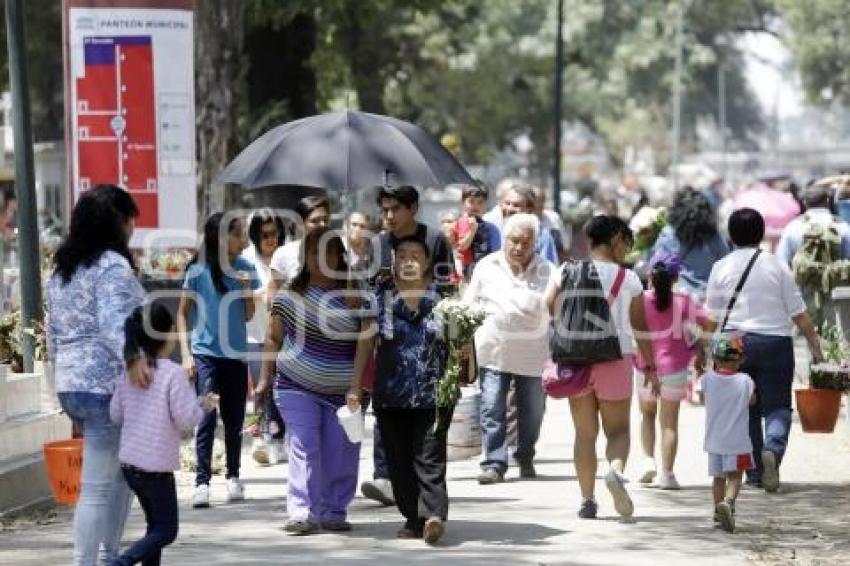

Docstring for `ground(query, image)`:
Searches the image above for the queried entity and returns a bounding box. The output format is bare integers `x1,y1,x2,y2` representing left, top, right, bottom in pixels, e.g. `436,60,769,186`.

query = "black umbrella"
216,111,475,192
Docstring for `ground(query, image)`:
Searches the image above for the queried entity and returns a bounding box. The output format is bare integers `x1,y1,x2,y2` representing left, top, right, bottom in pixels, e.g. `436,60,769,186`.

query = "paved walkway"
3,394,850,565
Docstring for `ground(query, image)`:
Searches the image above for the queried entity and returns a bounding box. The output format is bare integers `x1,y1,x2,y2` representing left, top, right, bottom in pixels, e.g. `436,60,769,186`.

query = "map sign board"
64,1,195,247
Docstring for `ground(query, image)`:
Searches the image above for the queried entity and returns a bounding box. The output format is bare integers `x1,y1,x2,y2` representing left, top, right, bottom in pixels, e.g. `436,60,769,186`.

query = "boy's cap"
712,333,744,362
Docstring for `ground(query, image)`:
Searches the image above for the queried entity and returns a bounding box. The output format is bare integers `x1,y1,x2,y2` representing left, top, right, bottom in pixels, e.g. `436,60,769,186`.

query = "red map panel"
76,36,158,227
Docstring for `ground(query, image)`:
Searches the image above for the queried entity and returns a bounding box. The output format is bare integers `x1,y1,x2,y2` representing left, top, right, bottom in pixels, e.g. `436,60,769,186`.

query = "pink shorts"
636,369,690,403
571,356,634,402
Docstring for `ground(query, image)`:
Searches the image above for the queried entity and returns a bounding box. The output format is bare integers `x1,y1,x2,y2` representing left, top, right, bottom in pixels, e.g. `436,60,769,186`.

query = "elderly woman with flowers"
372,235,454,544
464,213,556,484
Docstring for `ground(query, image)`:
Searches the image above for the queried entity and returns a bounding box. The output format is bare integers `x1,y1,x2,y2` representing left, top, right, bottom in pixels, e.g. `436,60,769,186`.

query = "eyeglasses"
261,230,279,240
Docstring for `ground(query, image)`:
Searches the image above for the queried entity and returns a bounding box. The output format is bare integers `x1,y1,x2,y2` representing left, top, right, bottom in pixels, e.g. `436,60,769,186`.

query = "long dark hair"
667,187,718,249
188,213,240,294
125,300,173,367
54,185,139,283
247,208,285,251
650,262,674,311
289,226,349,296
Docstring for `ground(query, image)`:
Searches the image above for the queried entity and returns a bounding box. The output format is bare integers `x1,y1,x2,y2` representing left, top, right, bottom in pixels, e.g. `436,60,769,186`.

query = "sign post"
63,0,196,250
6,0,42,372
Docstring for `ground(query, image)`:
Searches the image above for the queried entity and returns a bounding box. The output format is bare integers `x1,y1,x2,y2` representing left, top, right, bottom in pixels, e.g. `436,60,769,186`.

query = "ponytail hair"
124,301,174,368
650,262,674,312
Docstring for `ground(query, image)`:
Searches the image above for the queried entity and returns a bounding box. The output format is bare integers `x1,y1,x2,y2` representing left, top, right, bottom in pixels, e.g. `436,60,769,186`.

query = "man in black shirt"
369,185,456,296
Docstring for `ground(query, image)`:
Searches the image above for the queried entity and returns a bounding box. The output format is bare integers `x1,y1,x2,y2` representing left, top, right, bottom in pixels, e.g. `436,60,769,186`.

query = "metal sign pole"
5,0,43,373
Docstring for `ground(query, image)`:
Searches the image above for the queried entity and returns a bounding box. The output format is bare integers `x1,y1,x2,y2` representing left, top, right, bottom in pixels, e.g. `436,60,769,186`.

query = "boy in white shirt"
702,333,755,533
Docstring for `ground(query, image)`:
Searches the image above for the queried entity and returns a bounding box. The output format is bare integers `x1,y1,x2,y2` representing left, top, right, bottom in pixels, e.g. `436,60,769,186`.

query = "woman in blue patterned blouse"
373,235,451,544
47,185,146,565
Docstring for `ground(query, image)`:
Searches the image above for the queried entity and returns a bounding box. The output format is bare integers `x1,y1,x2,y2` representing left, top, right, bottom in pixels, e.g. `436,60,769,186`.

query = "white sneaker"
192,484,210,508
226,478,245,502
638,458,657,485
656,471,681,490
360,478,395,506
605,469,634,517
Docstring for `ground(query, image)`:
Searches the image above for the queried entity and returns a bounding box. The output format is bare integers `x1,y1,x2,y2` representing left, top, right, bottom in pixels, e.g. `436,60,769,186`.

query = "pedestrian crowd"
47,173,846,564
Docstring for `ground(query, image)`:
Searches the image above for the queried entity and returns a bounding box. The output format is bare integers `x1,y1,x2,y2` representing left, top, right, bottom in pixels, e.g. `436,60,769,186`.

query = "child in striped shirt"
110,302,218,565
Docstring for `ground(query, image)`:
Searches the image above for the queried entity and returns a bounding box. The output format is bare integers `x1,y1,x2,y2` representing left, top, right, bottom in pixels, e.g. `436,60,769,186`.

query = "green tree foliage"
776,0,850,105
0,0,795,178
0,0,63,141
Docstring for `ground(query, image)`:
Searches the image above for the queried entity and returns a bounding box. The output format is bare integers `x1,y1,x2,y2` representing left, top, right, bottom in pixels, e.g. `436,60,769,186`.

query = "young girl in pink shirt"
634,250,709,489
110,302,218,565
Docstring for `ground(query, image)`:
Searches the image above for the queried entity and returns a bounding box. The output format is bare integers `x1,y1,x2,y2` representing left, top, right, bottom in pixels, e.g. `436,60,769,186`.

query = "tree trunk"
195,0,244,226
339,4,386,115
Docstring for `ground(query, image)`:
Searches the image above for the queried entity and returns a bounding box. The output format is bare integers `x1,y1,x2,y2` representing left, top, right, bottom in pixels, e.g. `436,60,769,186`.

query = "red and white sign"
64,1,195,247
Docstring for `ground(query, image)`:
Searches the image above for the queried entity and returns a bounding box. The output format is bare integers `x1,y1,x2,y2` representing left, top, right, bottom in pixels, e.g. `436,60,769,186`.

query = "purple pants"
274,389,360,523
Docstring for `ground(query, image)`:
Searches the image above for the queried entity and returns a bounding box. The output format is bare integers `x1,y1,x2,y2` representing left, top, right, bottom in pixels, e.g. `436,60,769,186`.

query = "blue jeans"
739,333,795,481
194,355,248,486
58,391,132,566
113,466,178,566
479,368,546,473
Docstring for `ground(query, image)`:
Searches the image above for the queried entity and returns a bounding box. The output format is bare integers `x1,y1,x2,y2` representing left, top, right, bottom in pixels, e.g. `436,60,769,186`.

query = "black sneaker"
578,498,598,519
519,462,537,479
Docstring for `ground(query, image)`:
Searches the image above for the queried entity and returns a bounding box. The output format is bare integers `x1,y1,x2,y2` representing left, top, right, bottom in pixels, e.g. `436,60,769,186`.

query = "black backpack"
549,260,624,365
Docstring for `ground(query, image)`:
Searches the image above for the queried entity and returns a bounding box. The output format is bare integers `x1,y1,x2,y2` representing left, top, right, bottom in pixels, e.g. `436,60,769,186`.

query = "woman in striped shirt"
255,227,375,535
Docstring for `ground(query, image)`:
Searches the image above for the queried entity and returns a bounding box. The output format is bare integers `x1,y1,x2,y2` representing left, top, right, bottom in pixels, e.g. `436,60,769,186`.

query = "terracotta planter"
795,388,842,433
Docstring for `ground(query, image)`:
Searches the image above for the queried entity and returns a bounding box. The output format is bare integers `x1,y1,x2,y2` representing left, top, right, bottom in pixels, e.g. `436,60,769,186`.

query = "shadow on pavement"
341,518,568,548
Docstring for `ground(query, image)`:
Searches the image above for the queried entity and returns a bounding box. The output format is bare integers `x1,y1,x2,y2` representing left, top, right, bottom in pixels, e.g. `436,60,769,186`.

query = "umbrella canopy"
217,111,475,192
732,183,801,238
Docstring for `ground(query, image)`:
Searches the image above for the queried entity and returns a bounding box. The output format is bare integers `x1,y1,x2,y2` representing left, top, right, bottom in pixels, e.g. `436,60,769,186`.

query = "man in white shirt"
704,208,823,492
464,213,555,484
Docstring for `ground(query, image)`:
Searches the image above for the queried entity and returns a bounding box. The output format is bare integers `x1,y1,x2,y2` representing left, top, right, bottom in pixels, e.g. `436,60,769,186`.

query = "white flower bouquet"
433,298,487,407
626,206,667,264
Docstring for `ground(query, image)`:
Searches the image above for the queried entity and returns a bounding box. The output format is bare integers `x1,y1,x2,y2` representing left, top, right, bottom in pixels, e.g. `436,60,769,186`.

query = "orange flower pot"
795,389,842,433
43,439,83,505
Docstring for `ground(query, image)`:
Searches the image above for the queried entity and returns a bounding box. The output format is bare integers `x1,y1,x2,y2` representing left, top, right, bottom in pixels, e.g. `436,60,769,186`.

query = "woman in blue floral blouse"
47,185,146,565
373,235,451,544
